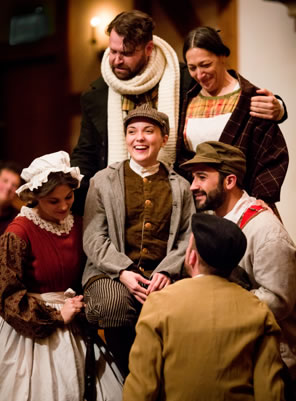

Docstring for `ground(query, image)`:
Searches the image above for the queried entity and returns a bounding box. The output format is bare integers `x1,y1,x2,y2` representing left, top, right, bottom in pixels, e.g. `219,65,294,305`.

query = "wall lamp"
90,16,101,44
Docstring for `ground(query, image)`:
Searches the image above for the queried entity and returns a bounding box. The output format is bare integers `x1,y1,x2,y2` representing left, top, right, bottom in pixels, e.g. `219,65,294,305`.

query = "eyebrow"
188,59,212,67
127,124,155,129
193,170,208,174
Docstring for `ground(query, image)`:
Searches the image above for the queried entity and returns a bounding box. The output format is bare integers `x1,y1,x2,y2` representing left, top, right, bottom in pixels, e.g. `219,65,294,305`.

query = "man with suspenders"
181,140,296,392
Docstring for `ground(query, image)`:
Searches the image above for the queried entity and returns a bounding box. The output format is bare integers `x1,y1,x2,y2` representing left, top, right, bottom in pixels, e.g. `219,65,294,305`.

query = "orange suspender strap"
239,205,267,229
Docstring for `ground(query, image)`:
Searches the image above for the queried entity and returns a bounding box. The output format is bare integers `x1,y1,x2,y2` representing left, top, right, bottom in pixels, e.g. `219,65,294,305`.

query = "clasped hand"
61,295,85,324
119,270,171,304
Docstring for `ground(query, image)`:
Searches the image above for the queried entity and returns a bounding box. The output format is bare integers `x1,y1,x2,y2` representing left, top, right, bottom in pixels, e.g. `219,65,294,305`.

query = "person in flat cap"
123,212,285,401
70,11,288,218
0,151,124,400
182,140,296,392
82,105,195,376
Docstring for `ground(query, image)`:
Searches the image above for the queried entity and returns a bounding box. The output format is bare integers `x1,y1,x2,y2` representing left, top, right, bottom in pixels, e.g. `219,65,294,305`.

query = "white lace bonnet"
16,151,83,195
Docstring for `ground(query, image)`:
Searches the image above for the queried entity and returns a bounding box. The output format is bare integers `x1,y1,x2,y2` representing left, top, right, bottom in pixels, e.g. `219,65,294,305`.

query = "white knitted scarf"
101,35,180,166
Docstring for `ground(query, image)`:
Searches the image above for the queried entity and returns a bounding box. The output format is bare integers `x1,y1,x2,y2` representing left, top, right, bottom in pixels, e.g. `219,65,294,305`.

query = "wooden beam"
134,0,200,37
218,0,238,70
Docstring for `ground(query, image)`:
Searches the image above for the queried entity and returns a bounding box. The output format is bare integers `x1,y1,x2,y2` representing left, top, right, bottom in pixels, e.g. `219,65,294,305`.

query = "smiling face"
37,184,74,224
185,47,226,96
190,164,226,212
125,119,168,167
109,29,153,80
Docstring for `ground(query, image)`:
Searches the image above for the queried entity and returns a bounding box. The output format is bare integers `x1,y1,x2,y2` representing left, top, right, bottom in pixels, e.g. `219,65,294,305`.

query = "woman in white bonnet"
0,151,123,401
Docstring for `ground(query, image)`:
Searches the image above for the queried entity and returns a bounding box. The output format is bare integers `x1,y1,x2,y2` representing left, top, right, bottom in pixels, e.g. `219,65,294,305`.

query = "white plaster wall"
238,0,296,241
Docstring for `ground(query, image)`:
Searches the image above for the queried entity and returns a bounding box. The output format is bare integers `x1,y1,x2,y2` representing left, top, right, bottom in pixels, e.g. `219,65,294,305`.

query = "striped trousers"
84,277,142,328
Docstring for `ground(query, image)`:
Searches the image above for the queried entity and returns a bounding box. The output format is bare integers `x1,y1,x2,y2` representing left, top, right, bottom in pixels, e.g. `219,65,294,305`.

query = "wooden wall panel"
0,0,70,167
218,0,238,70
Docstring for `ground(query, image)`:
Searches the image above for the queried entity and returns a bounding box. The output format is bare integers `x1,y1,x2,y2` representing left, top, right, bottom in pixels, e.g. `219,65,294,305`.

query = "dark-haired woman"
177,26,288,208
0,151,123,401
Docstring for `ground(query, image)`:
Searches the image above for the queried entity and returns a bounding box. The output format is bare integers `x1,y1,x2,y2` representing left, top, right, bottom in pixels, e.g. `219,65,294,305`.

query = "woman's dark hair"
19,172,79,207
107,10,155,52
183,26,230,62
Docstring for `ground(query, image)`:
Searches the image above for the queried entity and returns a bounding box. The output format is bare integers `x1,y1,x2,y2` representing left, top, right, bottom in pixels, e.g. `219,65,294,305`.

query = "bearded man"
181,140,296,392
70,10,286,215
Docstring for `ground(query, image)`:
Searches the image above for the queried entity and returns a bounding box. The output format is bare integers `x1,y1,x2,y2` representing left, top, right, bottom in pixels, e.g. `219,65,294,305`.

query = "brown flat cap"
123,104,170,135
180,141,246,186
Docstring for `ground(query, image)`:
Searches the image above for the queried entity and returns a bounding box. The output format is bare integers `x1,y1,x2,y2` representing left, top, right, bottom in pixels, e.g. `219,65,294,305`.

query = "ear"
189,248,197,267
224,174,237,190
161,134,169,147
185,234,197,276
145,40,154,57
218,54,227,66
184,247,197,277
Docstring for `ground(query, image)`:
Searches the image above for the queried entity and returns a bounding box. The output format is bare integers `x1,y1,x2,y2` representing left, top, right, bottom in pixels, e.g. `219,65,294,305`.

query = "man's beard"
111,54,148,81
193,181,226,212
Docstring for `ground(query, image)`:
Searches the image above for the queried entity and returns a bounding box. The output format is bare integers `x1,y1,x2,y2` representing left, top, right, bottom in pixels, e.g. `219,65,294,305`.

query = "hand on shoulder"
250,89,284,121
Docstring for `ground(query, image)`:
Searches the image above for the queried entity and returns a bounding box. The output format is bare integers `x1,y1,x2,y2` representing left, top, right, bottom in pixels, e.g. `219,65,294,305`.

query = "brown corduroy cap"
123,104,170,136
180,141,246,187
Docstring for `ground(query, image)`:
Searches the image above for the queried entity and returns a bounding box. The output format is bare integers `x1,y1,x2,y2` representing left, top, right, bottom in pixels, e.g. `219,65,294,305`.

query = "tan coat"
123,275,285,401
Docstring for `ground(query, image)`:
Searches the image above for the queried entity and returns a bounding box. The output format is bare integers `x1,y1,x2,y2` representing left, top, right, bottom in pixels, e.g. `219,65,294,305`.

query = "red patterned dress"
0,206,123,401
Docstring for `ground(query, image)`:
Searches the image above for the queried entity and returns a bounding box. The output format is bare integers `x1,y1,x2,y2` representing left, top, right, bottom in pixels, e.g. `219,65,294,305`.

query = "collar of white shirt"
129,158,160,178
192,274,205,279
224,190,256,224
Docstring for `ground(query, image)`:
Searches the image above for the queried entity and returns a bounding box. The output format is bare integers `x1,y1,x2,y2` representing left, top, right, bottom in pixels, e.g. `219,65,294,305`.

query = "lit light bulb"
90,17,100,28
90,17,100,44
